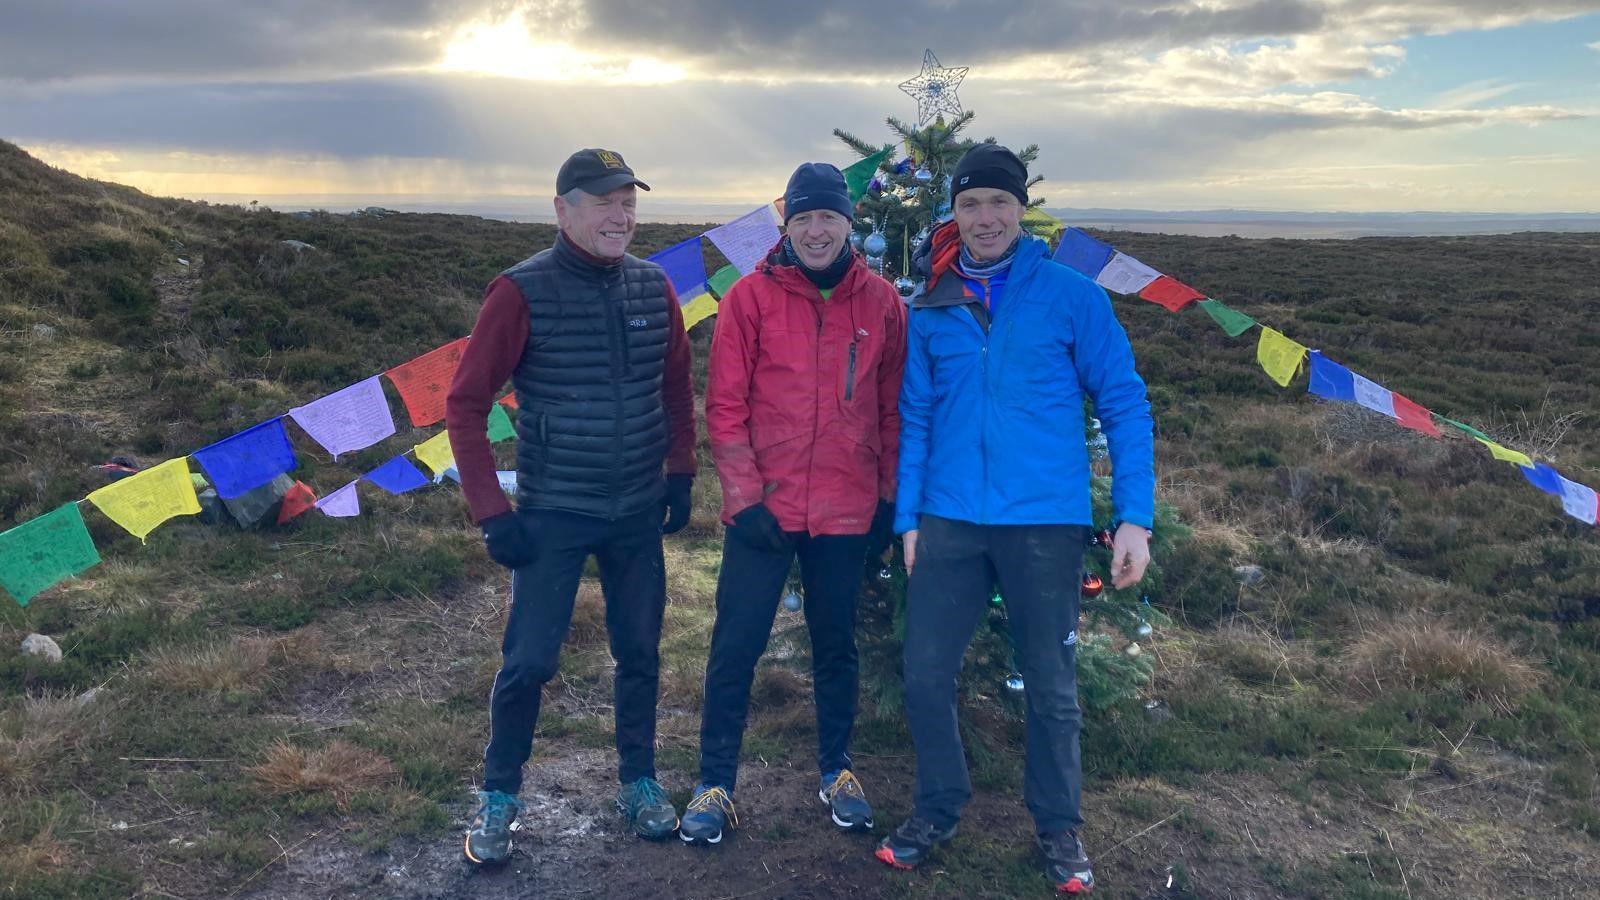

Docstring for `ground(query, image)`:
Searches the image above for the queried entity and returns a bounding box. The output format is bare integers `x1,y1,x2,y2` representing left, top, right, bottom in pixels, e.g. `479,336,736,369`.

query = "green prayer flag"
707,264,740,300
842,147,893,202
0,502,101,606
1198,298,1257,338
1438,417,1492,443
486,404,516,443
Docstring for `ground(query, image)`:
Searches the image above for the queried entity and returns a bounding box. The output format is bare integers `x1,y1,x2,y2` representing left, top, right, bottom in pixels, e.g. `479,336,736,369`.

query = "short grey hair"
559,187,590,206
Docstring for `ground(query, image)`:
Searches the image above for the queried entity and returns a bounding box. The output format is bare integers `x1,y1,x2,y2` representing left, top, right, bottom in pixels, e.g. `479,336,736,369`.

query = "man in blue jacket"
874,144,1155,895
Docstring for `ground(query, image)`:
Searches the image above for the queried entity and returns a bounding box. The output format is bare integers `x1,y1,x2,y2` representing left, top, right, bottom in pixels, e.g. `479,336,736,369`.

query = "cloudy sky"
5,1,1600,213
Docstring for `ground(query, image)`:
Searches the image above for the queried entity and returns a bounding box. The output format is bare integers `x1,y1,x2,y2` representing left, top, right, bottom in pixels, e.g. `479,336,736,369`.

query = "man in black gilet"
445,148,699,864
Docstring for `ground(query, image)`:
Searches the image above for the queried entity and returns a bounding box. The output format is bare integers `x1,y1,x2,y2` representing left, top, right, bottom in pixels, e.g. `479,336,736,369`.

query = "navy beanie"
951,143,1028,206
783,162,854,223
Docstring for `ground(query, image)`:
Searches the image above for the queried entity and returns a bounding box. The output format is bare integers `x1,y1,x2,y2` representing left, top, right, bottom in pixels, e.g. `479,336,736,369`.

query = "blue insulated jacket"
893,224,1154,533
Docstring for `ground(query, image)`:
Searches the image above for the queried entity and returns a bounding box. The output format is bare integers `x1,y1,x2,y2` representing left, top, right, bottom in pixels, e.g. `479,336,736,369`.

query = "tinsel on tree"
832,112,1048,284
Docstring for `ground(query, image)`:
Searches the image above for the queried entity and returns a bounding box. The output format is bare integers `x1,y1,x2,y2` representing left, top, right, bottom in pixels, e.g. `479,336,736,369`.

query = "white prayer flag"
1093,252,1162,295
1352,373,1396,418
706,206,781,275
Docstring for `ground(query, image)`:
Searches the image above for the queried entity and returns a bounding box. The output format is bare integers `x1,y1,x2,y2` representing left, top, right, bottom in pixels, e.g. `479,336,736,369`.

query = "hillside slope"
1,143,1597,899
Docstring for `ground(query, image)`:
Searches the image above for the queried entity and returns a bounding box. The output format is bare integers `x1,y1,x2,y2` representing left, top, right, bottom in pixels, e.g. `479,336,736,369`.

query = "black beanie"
783,162,855,223
951,143,1028,207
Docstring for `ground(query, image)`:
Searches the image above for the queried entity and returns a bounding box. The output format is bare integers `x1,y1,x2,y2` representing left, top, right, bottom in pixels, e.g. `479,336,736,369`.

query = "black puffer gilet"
502,238,671,519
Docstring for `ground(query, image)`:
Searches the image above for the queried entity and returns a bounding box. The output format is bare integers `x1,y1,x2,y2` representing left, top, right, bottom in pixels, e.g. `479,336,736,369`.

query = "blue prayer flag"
1053,228,1115,278
192,418,297,500
1519,463,1564,496
1307,351,1356,402
648,236,708,303
363,455,431,495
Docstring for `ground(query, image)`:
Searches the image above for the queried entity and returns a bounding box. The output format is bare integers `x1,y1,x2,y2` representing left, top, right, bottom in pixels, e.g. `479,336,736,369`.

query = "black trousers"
697,527,869,791
481,507,666,794
902,514,1088,834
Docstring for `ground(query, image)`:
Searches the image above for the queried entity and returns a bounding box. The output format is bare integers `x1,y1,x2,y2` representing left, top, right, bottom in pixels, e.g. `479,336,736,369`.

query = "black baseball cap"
556,148,651,195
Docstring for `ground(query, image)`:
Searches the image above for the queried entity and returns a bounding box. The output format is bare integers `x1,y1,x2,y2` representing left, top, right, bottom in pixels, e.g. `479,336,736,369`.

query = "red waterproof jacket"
707,247,907,535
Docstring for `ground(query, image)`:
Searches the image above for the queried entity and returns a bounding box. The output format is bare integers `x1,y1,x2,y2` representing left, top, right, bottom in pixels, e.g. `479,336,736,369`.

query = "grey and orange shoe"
463,789,519,866
680,784,738,845
616,776,678,840
820,769,874,831
874,816,956,869
1039,829,1095,893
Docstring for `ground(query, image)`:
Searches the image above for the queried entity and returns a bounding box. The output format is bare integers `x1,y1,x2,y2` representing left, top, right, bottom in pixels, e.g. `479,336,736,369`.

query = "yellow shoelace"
824,769,865,801
687,785,739,826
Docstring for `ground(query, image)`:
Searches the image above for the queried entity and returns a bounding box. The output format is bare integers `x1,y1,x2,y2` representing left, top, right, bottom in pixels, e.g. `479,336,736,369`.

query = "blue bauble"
863,232,888,256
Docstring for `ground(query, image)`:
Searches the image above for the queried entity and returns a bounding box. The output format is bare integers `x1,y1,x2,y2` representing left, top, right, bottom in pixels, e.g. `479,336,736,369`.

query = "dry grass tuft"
0,807,71,891
247,739,396,807
1344,615,1545,713
143,629,340,694
0,691,95,797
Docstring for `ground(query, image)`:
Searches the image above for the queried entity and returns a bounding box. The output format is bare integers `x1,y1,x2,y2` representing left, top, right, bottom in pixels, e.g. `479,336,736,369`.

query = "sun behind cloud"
435,8,685,84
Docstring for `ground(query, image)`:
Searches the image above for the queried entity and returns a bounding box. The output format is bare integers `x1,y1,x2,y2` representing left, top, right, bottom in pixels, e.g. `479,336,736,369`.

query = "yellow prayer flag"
86,457,201,542
682,293,719,331
1021,207,1064,242
1256,327,1307,388
413,431,455,476
1474,437,1533,468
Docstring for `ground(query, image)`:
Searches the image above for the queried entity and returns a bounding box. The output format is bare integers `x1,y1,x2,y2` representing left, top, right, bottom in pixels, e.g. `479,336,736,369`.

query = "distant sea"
216,195,1600,239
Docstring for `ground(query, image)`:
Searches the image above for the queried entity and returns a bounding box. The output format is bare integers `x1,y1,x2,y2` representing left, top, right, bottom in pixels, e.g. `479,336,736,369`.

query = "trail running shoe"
874,816,956,870
463,789,519,866
616,776,679,840
819,769,874,831
1039,829,1095,894
679,784,738,845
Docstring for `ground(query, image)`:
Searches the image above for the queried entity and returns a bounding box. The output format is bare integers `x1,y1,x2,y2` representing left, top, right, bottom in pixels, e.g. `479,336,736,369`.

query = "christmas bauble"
863,232,888,257
1124,642,1142,658
849,231,864,251
1081,572,1104,599
1004,673,1026,693
782,591,802,612
1136,620,1154,638
894,276,916,297
914,167,933,183
867,177,883,193
989,591,1004,608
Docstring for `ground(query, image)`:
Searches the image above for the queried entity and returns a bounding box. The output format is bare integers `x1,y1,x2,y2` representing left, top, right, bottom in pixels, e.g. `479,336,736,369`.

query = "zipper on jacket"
844,342,857,401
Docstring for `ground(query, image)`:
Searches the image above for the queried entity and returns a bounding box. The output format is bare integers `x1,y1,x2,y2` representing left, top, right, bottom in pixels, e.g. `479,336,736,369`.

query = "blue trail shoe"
463,789,519,866
616,776,679,840
819,769,874,831
875,816,957,870
1039,829,1095,894
679,784,738,845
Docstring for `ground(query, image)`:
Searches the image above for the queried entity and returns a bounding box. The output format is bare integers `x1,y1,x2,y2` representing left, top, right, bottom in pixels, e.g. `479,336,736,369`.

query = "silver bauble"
782,591,802,612
1136,620,1154,638
863,232,888,257
1124,642,1142,658
914,167,933,183
894,276,916,297
1004,672,1026,692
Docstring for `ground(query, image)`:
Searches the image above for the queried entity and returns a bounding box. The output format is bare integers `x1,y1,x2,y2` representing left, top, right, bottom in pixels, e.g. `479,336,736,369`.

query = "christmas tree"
833,112,1047,286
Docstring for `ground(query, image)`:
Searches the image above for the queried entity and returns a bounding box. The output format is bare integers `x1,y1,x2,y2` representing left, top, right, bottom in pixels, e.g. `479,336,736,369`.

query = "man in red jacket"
679,162,907,845
445,148,698,864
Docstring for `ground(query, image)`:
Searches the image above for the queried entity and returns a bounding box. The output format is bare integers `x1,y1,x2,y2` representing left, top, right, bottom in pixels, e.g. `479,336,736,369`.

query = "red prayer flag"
385,337,470,427
276,481,318,524
498,393,517,410
1138,275,1204,312
1391,393,1441,437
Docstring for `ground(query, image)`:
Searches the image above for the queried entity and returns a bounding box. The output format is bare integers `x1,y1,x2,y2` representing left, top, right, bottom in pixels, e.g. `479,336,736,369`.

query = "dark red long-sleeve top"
445,239,698,523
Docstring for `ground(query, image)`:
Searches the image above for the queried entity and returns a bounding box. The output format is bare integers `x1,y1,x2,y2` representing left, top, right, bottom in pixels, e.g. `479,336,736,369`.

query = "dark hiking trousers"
482,507,666,795
902,514,1088,834
698,527,870,791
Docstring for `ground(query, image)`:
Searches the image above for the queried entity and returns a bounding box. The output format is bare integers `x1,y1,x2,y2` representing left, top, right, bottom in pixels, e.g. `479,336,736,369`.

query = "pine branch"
833,128,878,159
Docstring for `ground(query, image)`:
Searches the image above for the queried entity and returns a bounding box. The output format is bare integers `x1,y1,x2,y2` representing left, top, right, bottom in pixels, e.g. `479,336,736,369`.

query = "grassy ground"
1,141,1597,898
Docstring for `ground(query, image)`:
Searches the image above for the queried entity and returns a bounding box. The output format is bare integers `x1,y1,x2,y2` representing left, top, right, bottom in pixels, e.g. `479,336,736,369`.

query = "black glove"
481,511,537,569
867,499,895,560
662,474,693,535
729,502,789,553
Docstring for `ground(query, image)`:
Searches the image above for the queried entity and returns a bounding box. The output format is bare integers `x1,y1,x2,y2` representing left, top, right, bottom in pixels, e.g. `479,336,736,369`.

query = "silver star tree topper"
899,49,967,126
